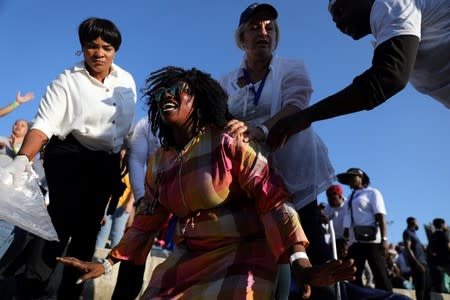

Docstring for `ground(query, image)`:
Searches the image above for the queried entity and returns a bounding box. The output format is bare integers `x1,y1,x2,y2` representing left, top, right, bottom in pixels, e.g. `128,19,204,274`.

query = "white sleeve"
370,0,421,47
128,118,159,200
279,59,313,110
370,188,387,215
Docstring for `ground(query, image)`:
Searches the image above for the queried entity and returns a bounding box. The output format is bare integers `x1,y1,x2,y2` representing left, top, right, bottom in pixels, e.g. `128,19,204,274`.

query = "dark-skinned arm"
267,35,420,150
17,129,49,161
375,213,389,256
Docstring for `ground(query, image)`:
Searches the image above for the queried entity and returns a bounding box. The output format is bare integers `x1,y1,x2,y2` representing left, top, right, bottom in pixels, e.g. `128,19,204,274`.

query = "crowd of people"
320,180,450,300
0,1,449,299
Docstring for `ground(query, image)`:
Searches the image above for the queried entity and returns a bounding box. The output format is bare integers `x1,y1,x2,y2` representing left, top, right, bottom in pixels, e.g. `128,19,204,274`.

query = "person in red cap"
322,184,348,259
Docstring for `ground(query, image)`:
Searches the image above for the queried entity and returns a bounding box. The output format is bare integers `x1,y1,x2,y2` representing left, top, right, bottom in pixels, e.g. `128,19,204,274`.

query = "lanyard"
242,69,270,106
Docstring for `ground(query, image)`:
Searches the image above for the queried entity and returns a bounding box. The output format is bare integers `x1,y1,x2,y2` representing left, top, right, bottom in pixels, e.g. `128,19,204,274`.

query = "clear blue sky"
1,0,448,245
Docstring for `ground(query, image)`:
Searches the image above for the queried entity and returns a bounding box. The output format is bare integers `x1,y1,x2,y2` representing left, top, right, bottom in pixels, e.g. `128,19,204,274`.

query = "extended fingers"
328,258,355,272
325,259,356,281
57,256,80,265
56,256,88,272
309,259,356,286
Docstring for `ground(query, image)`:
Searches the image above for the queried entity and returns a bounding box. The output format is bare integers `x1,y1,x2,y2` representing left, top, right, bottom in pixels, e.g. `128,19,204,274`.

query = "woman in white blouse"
2,17,136,300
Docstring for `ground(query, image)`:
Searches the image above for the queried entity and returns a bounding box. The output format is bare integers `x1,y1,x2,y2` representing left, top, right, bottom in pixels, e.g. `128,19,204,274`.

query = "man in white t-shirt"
267,0,450,150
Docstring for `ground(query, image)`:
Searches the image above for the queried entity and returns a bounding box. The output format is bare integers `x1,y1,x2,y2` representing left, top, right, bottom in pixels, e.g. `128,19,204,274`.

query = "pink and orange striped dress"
110,126,308,299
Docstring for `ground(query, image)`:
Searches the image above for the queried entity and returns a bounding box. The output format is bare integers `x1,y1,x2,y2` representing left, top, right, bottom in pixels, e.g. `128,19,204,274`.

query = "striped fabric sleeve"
260,202,309,263
225,134,309,262
225,135,290,214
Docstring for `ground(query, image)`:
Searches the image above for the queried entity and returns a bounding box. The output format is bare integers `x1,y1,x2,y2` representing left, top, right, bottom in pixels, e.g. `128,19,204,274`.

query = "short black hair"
406,217,416,225
433,218,445,229
78,17,122,51
142,66,232,148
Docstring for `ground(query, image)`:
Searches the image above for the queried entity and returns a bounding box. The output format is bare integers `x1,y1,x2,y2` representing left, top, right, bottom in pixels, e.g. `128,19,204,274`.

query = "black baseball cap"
239,3,278,26
336,168,370,185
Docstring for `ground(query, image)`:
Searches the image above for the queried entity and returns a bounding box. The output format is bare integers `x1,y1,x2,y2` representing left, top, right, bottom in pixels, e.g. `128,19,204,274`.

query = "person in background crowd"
394,242,414,289
0,119,31,261
402,216,431,300
338,167,393,291
0,92,34,117
428,218,450,293
1,17,136,300
109,117,165,300
385,247,407,289
0,121,50,280
95,145,135,249
322,184,348,259
266,0,450,150
57,66,356,300
0,119,29,159
219,3,336,299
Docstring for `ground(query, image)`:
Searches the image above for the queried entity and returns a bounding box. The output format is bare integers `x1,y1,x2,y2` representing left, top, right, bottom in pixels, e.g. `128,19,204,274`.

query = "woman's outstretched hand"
291,258,356,299
56,256,105,284
15,91,35,104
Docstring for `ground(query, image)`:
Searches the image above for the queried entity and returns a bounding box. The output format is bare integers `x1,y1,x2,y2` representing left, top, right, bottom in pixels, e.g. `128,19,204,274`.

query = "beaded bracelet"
10,101,20,109
97,257,113,275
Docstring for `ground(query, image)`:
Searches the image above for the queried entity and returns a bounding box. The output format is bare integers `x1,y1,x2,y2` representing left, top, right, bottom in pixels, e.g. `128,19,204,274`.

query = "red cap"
326,184,343,197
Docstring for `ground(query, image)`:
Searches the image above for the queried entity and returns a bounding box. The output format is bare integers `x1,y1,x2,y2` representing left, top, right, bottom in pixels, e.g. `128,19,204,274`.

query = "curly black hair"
141,66,232,148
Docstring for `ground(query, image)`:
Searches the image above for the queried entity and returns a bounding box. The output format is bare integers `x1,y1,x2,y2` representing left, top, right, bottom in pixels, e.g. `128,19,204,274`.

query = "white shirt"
128,117,160,200
343,186,388,244
323,200,348,239
371,0,450,107
32,61,137,153
220,55,336,209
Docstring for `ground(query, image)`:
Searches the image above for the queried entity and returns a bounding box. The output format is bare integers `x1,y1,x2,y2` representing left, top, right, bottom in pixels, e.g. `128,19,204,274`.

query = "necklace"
175,128,205,156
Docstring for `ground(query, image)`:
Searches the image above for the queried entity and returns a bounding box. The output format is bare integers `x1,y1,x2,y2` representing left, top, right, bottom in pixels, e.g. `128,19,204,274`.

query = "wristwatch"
256,124,269,141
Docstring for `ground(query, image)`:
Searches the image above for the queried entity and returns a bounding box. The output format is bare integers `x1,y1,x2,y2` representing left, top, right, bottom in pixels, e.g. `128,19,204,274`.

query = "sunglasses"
154,82,189,102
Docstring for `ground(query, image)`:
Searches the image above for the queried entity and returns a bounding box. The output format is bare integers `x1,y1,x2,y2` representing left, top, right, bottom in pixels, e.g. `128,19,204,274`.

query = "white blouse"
32,61,137,153
220,55,336,209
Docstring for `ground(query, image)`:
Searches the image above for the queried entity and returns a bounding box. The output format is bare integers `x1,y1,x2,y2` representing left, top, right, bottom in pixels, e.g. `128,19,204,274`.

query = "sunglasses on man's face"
154,82,189,102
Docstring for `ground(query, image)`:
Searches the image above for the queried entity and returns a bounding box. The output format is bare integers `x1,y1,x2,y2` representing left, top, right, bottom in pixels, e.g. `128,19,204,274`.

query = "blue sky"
1,0,448,244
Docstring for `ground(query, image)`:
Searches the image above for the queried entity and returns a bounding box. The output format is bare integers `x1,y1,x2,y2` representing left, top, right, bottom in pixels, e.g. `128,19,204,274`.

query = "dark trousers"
16,135,120,300
348,242,393,291
430,263,449,293
0,227,33,276
289,200,336,300
411,264,431,300
112,260,146,300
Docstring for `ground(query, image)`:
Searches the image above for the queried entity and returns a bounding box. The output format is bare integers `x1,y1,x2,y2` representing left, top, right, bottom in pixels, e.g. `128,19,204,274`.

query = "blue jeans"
95,206,130,249
0,220,15,259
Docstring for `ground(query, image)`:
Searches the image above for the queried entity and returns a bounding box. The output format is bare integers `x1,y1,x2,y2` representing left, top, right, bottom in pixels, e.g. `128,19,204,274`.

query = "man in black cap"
337,168,393,291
